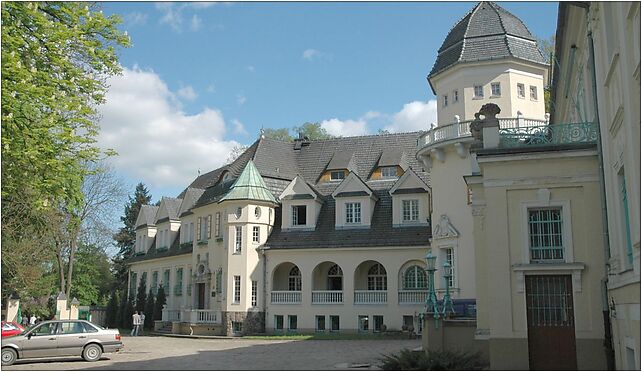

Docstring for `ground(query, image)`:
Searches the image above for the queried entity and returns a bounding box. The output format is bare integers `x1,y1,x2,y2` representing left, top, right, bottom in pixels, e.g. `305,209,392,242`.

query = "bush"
379,349,488,371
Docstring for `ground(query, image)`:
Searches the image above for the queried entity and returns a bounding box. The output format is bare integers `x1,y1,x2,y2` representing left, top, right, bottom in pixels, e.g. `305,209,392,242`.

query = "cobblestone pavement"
4,335,421,370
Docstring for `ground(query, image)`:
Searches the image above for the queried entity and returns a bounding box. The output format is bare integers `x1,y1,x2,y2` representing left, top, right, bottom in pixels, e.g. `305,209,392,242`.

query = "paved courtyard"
4,335,421,370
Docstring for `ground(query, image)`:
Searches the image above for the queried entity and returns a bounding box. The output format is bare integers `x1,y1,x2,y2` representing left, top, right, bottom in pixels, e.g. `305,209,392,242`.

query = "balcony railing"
499,122,597,148
354,290,387,304
312,290,343,304
417,117,549,149
162,308,181,322
271,291,302,304
398,290,427,304
194,309,219,323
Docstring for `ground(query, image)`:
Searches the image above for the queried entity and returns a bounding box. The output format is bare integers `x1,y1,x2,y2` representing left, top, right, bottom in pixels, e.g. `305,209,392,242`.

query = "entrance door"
197,283,206,309
526,275,577,370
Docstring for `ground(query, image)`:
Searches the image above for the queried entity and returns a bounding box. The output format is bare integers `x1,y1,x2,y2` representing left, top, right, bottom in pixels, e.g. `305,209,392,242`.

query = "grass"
243,332,413,341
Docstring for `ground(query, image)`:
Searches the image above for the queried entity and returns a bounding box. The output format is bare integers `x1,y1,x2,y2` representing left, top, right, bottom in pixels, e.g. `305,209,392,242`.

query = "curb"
150,332,237,340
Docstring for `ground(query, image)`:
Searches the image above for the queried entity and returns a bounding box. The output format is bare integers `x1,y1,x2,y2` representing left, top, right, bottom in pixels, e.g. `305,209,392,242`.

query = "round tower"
417,2,548,302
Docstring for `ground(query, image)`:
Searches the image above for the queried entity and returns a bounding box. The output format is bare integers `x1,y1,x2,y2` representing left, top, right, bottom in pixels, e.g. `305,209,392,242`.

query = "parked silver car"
1,320,123,366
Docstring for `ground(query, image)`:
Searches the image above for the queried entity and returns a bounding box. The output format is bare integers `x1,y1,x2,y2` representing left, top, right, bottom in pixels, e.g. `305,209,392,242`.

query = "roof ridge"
463,2,483,40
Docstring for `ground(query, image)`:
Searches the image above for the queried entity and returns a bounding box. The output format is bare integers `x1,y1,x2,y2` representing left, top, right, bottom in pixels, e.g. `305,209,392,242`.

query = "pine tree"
105,290,119,328
112,183,152,291
117,289,128,328
144,289,155,329
135,277,147,312
153,285,167,321
123,297,134,330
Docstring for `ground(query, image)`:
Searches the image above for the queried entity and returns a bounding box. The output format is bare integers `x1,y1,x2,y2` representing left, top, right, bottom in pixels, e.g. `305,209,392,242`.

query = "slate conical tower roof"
429,1,546,80
219,160,277,204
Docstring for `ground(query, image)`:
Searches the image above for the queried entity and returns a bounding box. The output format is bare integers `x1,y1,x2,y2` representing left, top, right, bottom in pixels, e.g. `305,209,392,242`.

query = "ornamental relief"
432,214,460,240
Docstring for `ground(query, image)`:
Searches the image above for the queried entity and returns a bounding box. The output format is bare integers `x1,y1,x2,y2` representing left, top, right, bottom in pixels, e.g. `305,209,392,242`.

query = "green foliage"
105,290,119,328
144,289,155,329
135,277,147,312
153,285,166,321
1,2,130,211
117,289,128,328
123,297,134,330
379,349,488,371
292,122,334,140
263,127,293,141
69,243,113,306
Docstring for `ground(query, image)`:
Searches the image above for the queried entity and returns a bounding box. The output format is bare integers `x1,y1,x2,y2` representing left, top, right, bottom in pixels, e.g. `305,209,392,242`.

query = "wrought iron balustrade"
499,122,597,148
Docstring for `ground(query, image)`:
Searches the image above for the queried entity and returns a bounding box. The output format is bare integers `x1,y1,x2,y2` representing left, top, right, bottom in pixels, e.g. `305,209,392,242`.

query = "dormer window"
292,205,307,226
380,166,398,179
345,202,362,224
330,171,345,181
402,199,419,222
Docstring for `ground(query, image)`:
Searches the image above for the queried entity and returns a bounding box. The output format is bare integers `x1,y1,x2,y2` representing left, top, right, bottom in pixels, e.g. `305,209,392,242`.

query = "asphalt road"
3,335,421,370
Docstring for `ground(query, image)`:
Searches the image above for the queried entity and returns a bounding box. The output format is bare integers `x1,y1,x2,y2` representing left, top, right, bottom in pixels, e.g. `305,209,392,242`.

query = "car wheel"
2,348,17,366
82,344,102,362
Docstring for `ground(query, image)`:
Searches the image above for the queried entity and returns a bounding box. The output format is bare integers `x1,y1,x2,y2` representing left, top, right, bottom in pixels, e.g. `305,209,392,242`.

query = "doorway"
197,283,206,309
526,275,577,370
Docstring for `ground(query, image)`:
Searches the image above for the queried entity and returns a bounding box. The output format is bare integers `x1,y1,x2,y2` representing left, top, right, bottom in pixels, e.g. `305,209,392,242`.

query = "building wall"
128,254,193,310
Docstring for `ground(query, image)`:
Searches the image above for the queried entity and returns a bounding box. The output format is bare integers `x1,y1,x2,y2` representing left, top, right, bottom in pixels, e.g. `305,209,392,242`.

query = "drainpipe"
260,245,269,333
578,3,616,369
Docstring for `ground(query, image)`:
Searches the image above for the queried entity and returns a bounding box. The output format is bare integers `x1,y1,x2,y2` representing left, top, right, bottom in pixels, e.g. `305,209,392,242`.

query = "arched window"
404,266,427,289
367,263,387,290
288,266,301,291
327,264,343,290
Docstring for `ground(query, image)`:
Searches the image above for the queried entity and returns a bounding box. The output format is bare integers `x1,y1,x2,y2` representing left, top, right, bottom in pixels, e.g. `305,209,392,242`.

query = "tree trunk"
55,241,66,294
65,234,78,300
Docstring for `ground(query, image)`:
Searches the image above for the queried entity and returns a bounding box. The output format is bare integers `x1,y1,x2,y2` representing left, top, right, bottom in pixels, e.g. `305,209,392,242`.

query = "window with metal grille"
402,199,419,222
526,275,574,327
251,280,257,307
288,266,302,291
233,275,241,303
474,85,484,98
491,82,501,96
367,263,387,290
292,205,307,226
404,266,427,289
234,226,242,253
345,202,361,224
528,208,564,261
252,226,260,243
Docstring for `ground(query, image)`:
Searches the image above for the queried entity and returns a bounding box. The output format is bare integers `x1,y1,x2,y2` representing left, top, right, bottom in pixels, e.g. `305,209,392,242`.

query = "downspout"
580,3,616,369
260,245,269,333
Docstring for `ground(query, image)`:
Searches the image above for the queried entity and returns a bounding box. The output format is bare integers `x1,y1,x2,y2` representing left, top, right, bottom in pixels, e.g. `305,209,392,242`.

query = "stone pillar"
56,292,68,320
5,294,20,322
69,298,80,320
422,315,445,353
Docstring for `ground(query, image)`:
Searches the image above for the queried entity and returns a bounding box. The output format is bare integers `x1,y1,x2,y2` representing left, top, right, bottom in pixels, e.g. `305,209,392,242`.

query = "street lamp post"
424,252,440,326
441,262,455,317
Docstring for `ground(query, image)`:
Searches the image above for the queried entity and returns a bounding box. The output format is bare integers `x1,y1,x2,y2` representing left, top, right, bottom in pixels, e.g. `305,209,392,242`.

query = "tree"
69,243,114,306
113,183,152,292
144,289,155,329
263,128,293,142
117,289,128,328
153,285,167,321
292,122,334,140
105,290,119,328
537,35,555,113
226,145,249,163
135,277,147,312
123,297,134,330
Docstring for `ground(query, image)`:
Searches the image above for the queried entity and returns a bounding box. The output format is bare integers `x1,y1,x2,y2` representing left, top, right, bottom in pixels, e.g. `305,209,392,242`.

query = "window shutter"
196,217,202,241
207,215,212,239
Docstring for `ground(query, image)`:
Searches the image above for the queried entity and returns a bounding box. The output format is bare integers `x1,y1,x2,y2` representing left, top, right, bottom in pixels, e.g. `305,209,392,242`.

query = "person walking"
29,314,36,327
131,311,140,337
139,312,146,336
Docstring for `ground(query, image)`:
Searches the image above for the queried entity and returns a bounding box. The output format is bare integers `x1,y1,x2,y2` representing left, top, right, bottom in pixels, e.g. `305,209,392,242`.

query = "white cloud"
384,100,438,133
236,94,246,106
157,3,216,32
177,85,198,101
232,119,248,136
302,48,332,61
125,12,148,26
207,84,216,93
320,118,369,137
190,14,202,31
97,66,240,189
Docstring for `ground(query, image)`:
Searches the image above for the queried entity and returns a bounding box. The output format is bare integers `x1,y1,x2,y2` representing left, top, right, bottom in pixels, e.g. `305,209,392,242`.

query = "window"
358,315,369,332
443,248,454,287
528,208,564,261
288,315,298,331
235,207,242,219
252,226,260,243
233,276,241,303
345,202,362,224
60,322,85,335
381,166,397,179
619,170,634,265
316,315,326,332
403,315,414,332
82,323,98,333
215,212,221,237
175,268,183,296
151,271,158,295
530,85,538,100
402,199,419,222
474,85,484,98
367,263,387,290
330,315,340,332
163,269,170,291
275,315,284,331
235,226,242,253
330,170,345,180
130,272,137,297
453,90,459,103
30,322,57,336
292,205,307,226
207,215,212,239
491,82,501,96
373,315,384,332
251,280,257,307
288,266,302,291
327,264,343,291
403,266,427,289
141,272,147,292
232,322,242,334
189,223,194,242
517,83,525,98
180,224,186,243
255,206,261,219
443,94,448,106
216,269,222,294
188,268,193,296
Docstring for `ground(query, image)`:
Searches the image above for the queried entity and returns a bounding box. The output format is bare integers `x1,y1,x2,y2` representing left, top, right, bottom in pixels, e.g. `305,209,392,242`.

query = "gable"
280,176,320,201
389,168,431,195
332,172,376,199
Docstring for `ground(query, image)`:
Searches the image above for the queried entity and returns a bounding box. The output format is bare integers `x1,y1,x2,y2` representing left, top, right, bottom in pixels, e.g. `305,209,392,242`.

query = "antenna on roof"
197,169,201,176
260,127,265,139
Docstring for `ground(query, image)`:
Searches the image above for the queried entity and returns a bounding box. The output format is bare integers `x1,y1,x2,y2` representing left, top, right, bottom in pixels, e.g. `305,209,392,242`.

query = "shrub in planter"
379,348,488,371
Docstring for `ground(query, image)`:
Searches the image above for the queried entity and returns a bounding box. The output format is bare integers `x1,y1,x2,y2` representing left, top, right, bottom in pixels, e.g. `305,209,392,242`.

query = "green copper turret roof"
219,160,278,204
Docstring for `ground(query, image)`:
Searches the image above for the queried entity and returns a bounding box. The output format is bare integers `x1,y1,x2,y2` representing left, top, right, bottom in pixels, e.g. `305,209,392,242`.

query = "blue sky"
97,1,559,201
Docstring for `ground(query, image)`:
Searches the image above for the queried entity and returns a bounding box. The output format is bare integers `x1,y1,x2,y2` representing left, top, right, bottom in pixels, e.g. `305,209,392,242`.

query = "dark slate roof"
266,186,431,250
178,188,205,217
162,197,183,220
429,2,546,82
326,150,356,171
136,205,159,229
378,149,408,169
126,232,192,264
